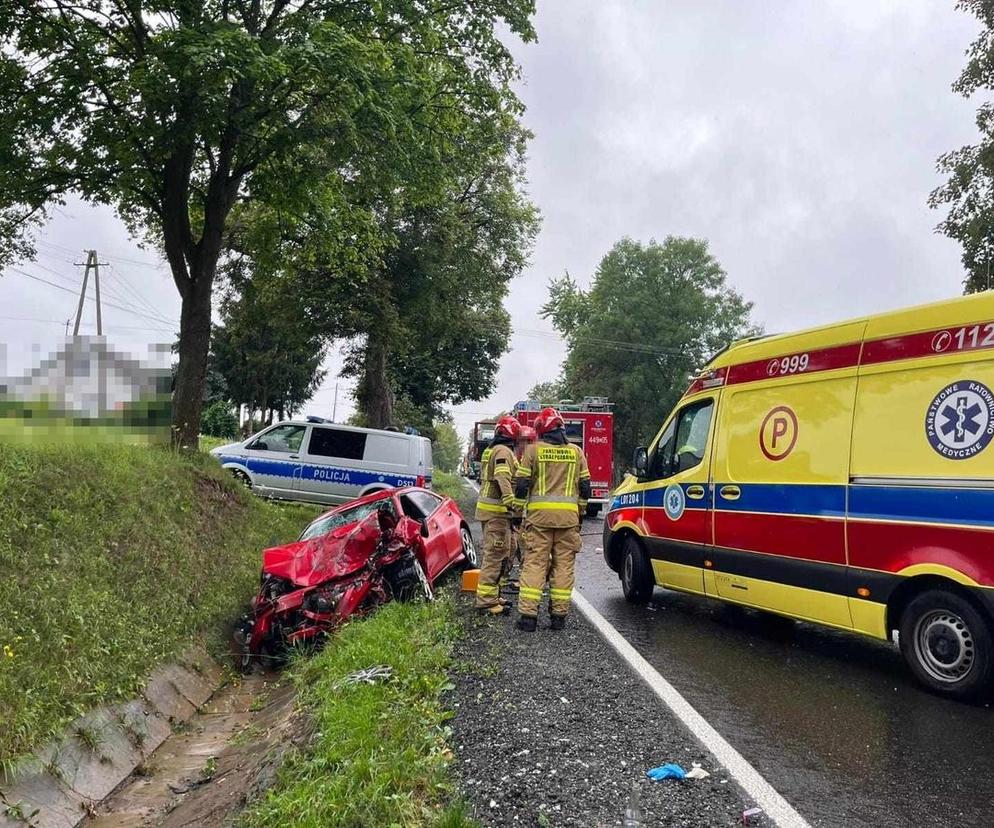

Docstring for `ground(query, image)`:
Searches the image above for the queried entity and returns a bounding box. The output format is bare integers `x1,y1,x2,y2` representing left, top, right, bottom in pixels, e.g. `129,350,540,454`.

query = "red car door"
399,491,449,580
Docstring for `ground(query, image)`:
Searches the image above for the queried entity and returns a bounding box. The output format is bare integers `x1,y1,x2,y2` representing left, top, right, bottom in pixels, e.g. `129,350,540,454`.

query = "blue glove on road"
646,763,687,781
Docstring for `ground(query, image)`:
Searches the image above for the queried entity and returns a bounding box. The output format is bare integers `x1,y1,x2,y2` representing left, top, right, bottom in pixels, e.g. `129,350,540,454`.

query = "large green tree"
342,120,539,428
542,237,758,466
0,1,535,446
930,0,994,292
209,277,326,426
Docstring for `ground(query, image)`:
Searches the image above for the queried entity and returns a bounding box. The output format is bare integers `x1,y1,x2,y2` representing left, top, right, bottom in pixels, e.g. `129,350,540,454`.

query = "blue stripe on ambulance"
611,481,994,530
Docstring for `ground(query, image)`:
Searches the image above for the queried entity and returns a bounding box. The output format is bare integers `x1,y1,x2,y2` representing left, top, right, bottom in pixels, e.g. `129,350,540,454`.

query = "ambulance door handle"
719,485,741,501
686,485,706,500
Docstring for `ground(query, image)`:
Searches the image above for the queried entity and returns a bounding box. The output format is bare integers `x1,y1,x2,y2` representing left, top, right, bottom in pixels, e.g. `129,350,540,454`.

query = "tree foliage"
930,0,994,292
526,379,569,404
209,276,326,425
336,118,539,429
542,237,758,466
0,0,536,445
431,421,462,472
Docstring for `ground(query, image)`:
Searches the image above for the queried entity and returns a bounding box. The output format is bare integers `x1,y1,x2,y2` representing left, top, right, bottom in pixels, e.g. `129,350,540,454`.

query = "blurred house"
0,337,168,420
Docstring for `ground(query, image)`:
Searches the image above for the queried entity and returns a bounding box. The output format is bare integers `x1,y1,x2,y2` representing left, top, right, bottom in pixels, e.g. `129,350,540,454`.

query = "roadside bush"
0,442,316,763
201,401,239,438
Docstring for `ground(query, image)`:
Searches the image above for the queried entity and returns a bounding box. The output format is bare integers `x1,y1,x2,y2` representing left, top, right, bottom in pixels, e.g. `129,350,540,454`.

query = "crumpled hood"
261,513,382,587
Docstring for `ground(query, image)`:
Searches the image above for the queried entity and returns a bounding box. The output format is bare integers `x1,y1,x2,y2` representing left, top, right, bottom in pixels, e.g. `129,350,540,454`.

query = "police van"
210,419,433,506
604,292,994,700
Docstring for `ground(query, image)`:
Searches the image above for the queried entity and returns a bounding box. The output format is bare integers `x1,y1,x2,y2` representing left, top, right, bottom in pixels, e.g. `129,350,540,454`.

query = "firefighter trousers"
476,517,511,608
517,523,581,618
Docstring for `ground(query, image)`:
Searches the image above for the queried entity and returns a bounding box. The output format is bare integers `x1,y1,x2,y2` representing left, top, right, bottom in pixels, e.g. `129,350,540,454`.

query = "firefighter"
513,407,591,631
474,415,523,615
502,425,537,594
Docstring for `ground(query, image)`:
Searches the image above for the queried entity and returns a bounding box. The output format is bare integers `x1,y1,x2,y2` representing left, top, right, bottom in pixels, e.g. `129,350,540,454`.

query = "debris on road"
646,763,687,781
686,763,712,780
448,593,757,826
742,806,764,824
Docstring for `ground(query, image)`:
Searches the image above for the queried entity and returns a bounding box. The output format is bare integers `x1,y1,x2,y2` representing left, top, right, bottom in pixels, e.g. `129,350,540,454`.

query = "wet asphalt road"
573,523,994,827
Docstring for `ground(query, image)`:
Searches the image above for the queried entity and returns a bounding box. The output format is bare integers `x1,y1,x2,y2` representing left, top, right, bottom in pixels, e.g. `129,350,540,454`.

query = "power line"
513,328,683,357
6,268,178,332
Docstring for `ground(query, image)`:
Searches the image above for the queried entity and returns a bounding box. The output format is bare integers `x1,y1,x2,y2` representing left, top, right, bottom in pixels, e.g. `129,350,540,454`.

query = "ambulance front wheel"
899,589,994,702
621,537,654,605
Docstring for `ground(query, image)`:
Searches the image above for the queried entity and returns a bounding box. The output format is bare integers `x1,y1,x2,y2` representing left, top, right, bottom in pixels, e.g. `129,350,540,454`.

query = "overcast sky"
0,2,983,447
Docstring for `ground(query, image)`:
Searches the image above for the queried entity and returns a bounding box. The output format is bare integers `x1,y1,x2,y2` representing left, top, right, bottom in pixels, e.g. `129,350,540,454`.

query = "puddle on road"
86,671,298,828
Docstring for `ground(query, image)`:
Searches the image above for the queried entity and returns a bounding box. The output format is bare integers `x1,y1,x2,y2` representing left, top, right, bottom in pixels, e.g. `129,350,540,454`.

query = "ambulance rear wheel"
899,589,994,701
621,537,654,605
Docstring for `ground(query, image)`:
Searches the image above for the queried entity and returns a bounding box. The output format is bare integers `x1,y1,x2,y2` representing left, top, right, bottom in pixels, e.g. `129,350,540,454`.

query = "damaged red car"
234,487,477,668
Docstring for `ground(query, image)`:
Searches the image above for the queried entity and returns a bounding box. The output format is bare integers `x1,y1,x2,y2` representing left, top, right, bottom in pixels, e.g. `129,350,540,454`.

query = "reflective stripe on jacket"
514,439,591,528
475,442,518,522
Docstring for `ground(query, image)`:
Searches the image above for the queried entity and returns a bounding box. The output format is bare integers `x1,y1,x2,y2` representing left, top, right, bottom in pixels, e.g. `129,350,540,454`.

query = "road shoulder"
449,593,762,827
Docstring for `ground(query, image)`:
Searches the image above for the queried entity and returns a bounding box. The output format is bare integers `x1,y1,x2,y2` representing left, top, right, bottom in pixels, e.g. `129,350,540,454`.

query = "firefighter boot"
516,614,537,632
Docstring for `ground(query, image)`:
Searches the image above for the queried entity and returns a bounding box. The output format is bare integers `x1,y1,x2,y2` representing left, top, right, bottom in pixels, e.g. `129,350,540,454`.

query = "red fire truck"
512,397,614,518
468,420,497,479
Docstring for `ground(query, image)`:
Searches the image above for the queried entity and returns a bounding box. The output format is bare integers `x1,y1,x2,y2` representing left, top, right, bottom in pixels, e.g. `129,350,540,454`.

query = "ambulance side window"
648,400,714,480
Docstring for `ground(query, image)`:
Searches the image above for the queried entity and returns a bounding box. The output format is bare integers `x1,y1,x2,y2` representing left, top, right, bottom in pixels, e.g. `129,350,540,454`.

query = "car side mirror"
420,520,430,538
633,446,648,478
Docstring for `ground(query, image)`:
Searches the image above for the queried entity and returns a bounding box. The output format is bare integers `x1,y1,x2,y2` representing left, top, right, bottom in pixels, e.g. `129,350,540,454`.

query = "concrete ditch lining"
0,646,225,828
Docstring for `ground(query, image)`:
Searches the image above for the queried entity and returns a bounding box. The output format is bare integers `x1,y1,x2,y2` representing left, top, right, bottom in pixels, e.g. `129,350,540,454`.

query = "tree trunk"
360,333,394,428
172,274,213,448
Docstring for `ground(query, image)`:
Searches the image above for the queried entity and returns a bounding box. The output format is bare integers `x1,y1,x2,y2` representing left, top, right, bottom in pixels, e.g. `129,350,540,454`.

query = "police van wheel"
230,469,251,488
621,537,654,605
899,589,994,701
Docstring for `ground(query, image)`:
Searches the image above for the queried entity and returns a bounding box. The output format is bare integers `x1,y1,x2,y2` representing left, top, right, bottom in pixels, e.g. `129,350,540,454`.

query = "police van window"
308,427,367,460
649,399,714,479
250,424,306,454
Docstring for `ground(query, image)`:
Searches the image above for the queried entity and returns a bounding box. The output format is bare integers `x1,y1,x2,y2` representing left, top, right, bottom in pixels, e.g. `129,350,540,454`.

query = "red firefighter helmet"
533,407,565,436
520,425,537,443
495,414,523,440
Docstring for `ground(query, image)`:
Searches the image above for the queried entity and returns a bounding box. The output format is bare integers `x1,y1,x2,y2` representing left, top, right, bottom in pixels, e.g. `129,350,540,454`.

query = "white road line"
572,592,811,828
464,476,480,493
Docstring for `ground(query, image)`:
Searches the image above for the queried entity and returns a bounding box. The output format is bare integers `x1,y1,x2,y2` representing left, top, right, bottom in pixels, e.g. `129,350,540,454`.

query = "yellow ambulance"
603,292,994,699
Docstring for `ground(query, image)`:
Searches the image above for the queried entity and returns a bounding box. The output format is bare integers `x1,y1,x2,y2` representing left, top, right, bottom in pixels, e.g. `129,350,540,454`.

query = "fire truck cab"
513,397,615,518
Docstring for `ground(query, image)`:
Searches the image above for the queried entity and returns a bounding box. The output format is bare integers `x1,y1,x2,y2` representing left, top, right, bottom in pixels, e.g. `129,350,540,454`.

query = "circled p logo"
760,406,798,461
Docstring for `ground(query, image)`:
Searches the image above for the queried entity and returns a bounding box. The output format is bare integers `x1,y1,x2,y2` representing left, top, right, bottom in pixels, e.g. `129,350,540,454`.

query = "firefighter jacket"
474,439,518,522
513,430,591,529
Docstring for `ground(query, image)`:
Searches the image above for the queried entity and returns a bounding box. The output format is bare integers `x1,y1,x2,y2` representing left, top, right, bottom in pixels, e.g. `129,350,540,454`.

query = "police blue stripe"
849,485,994,529
218,455,417,489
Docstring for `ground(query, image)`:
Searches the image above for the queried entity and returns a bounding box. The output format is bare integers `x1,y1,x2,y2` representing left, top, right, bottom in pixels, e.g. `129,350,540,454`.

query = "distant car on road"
210,419,432,506
297,486,477,578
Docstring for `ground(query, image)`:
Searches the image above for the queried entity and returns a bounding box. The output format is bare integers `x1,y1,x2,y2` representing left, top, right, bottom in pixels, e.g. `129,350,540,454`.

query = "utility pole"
72,249,109,336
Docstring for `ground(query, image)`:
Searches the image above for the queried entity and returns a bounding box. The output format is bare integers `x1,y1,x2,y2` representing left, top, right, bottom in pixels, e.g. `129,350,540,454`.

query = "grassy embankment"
0,440,316,765
243,598,474,828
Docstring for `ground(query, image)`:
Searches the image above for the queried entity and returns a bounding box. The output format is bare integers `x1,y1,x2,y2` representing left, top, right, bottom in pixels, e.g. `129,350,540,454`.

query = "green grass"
0,442,317,764
432,470,463,499
242,599,475,828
